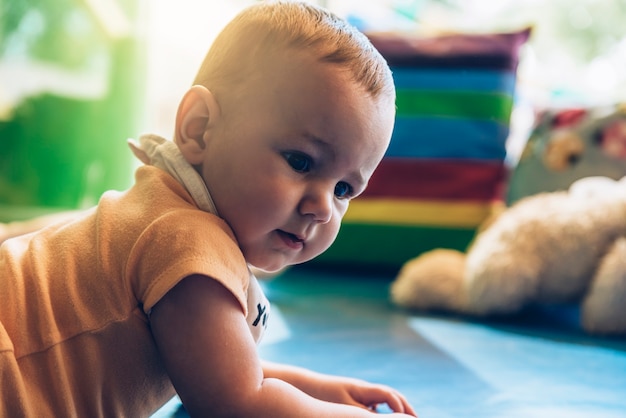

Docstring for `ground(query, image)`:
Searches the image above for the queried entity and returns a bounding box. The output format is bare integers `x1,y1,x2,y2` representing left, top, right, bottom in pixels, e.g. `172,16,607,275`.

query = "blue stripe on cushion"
387,117,509,160
392,68,516,94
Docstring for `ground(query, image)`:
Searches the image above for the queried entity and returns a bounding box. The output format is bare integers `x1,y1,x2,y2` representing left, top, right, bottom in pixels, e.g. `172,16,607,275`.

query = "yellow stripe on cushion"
343,199,493,228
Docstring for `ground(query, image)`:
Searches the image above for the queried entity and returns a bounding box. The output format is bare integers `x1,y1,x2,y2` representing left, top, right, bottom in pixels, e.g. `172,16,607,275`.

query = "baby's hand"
310,375,417,416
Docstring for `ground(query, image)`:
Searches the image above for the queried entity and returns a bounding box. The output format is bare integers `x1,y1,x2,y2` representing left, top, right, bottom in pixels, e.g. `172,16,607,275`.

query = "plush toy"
390,175,626,335
507,103,626,204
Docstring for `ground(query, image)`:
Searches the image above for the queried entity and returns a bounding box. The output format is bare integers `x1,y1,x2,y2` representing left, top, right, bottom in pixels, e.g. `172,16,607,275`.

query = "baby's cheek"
337,201,350,218
305,221,341,261
322,219,342,250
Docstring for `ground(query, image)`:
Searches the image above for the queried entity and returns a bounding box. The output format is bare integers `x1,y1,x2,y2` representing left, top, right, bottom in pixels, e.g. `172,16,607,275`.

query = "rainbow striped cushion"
313,29,531,271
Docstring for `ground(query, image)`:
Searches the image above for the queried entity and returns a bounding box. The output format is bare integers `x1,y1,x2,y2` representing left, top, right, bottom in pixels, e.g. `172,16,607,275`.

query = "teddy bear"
390,175,626,335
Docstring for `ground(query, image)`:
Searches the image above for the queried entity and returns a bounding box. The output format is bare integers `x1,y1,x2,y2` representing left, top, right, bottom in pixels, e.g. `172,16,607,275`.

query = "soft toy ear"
390,249,469,313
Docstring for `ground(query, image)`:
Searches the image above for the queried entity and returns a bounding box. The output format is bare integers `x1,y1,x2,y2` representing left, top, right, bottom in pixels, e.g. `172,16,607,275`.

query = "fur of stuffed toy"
390,176,626,335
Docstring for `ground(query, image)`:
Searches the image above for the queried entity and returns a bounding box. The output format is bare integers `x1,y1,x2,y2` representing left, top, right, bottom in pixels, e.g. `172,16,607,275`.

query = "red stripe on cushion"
363,158,507,201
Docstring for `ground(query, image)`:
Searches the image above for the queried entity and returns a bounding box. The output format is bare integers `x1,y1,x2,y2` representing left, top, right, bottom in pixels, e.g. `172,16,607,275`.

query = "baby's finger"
399,394,417,417
382,391,417,417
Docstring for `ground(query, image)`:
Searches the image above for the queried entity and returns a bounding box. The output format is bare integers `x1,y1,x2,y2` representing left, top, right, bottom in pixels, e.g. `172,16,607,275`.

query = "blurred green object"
0,0,145,219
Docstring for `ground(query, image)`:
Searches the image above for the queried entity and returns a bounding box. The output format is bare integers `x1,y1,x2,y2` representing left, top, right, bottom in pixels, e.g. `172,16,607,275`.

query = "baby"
0,1,416,416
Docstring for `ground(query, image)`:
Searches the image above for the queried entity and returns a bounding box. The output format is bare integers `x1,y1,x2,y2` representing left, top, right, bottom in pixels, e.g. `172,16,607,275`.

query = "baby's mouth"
277,230,304,249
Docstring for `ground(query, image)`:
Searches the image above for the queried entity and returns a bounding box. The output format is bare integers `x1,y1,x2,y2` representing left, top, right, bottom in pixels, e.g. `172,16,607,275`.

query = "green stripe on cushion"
313,223,477,269
395,90,513,124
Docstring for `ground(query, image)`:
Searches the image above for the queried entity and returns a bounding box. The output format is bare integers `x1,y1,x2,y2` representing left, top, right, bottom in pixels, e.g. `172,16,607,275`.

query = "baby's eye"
334,181,353,199
283,152,312,173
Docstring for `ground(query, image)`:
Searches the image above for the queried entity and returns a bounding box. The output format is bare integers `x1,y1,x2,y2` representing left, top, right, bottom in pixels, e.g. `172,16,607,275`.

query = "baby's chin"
242,251,292,274
249,264,289,280
245,247,328,278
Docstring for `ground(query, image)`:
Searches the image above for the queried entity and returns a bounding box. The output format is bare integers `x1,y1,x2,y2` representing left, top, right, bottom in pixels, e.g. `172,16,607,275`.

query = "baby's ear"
174,85,220,165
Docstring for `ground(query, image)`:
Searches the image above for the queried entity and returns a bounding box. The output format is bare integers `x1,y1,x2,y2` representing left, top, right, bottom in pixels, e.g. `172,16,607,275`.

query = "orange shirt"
0,166,256,417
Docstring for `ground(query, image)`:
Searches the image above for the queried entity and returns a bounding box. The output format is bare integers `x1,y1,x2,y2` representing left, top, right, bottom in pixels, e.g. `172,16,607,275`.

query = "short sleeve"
125,209,250,316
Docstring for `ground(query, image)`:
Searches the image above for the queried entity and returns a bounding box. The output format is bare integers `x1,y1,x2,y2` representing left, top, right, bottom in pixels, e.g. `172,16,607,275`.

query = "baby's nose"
299,186,333,223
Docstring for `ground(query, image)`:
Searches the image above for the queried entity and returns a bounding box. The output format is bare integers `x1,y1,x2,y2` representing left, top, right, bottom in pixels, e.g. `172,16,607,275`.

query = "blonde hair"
193,1,394,99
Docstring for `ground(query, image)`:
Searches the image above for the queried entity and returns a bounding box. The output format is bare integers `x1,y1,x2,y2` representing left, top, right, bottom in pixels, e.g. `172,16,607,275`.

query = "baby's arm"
262,361,416,415
150,275,416,417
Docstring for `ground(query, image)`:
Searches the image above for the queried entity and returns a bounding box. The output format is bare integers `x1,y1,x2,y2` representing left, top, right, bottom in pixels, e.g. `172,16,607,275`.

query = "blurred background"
2,3,625,416
0,0,625,217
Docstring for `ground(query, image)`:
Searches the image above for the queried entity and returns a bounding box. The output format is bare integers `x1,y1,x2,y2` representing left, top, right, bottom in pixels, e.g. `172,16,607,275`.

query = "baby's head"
192,0,395,106
174,1,396,272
